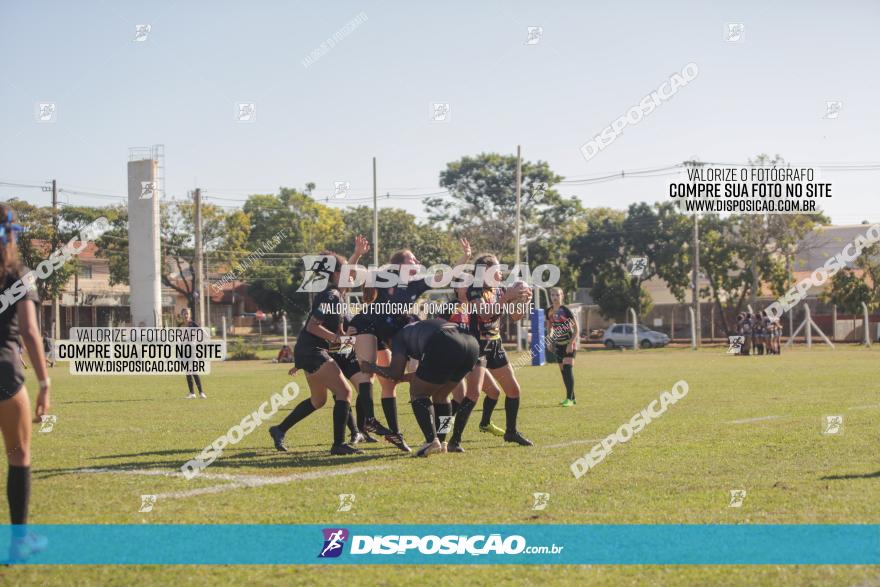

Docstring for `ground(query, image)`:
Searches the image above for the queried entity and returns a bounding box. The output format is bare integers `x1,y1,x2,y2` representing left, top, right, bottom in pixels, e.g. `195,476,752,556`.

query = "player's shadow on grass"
821,470,880,480
57,398,152,404
33,447,398,479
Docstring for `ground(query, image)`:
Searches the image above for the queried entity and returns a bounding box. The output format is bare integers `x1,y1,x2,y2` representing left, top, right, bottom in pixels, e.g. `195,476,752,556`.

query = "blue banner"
530,308,546,366
1,524,877,565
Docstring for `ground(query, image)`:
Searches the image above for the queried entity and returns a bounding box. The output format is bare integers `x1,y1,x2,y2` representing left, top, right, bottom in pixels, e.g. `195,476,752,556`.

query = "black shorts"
332,352,360,379
0,360,23,401
293,346,332,374
478,338,509,370
416,328,480,385
555,343,576,360
349,314,389,350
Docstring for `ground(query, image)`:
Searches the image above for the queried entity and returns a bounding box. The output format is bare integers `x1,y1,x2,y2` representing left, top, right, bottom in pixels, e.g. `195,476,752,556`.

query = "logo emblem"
298,255,339,292
436,415,454,435
337,494,356,512
134,24,151,42
333,181,350,199
532,181,547,199
140,181,156,200
532,492,550,510
236,102,256,122
431,102,450,122
728,489,746,508
139,494,157,512
727,335,745,354
36,102,57,123
627,257,648,277
823,415,843,435
525,26,543,45
319,528,349,558
39,414,58,433
726,23,744,42
823,101,842,120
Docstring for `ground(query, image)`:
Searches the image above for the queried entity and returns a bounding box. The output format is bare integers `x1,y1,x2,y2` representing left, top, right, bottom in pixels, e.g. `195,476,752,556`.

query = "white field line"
848,404,880,410
543,439,603,449
77,464,393,500
725,415,781,425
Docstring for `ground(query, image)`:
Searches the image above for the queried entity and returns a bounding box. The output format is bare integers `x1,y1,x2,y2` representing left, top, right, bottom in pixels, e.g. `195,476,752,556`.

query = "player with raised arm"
349,240,471,448
445,254,533,452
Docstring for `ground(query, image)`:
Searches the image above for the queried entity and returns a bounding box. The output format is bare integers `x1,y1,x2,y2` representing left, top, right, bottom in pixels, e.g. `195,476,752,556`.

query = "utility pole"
515,145,523,352
193,188,205,326
683,160,702,348
50,180,60,339
514,146,522,269
372,157,379,266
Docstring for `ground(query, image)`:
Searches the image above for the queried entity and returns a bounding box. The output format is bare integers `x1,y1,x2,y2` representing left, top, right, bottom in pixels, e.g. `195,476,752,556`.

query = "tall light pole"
372,157,379,267
515,145,523,351
514,145,522,269
194,188,205,326
684,160,702,347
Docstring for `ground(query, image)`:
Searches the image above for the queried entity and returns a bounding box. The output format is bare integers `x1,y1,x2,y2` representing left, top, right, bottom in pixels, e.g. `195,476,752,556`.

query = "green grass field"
2,345,878,586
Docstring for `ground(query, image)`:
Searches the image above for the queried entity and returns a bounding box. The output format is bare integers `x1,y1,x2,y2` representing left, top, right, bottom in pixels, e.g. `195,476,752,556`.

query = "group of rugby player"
267,236,541,457
735,310,782,355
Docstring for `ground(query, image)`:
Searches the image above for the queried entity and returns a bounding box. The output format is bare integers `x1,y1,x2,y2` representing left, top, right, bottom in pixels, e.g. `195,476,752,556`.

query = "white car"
603,323,670,349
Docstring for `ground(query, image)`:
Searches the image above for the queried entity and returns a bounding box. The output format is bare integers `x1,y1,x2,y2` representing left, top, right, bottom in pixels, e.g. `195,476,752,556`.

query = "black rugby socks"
381,397,399,433
479,396,498,428
7,465,30,526
411,397,437,443
278,398,318,433
561,364,575,401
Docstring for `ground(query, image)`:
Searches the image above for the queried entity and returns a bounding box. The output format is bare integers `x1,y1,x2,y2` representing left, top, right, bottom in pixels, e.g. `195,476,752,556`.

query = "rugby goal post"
785,304,834,349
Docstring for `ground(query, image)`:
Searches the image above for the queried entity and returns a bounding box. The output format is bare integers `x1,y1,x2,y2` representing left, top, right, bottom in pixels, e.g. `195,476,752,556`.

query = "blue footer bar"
2,524,878,565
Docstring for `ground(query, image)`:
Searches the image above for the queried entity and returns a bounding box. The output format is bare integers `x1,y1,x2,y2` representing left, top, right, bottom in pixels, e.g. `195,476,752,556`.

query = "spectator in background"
276,344,293,363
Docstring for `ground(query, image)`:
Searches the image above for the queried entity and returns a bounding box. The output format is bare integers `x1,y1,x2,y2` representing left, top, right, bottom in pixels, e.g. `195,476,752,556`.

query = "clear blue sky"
1,0,878,223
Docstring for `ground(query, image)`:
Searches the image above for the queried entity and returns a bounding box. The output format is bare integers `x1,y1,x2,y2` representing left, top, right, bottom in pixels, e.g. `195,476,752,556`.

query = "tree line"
8,152,875,334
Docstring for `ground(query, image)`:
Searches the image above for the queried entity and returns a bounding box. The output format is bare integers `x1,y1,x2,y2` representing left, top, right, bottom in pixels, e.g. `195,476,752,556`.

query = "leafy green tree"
820,267,873,314
240,189,343,321
427,152,567,260
567,203,687,320
336,207,459,267
7,198,77,325
95,199,250,317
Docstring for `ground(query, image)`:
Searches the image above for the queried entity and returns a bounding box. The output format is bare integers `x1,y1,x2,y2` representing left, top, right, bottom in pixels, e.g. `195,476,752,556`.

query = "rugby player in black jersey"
361,319,479,457
348,241,471,450
546,287,579,406
0,204,51,558
446,254,534,452
268,251,362,455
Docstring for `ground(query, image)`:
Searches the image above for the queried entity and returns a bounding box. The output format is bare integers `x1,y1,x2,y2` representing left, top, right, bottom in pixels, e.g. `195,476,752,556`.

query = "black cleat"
361,431,379,443
446,441,465,453
503,431,534,446
269,426,288,452
385,432,411,453
350,432,366,444
330,443,364,456
363,417,394,437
